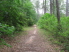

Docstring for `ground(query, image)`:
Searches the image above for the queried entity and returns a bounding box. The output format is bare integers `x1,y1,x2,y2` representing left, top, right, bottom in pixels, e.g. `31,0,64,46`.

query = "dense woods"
0,0,37,37
0,0,69,52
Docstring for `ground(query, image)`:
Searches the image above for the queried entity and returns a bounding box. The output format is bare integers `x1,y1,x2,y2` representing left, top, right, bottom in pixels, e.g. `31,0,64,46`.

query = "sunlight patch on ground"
25,36,35,44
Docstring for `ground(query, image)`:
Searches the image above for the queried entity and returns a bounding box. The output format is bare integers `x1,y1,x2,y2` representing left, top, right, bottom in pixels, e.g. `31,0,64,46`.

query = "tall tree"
44,0,46,13
43,0,45,14
35,0,40,17
66,0,69,16
42,0,46,14
50,0,53,14
56,0,60,23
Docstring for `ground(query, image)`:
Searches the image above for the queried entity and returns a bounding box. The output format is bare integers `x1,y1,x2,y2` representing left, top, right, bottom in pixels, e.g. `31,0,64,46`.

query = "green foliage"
0,38,12,47
0,23,15,37
0,0,37,31
0,0,37,35
38,13,69,51
0,0,37,47
38,13,57,32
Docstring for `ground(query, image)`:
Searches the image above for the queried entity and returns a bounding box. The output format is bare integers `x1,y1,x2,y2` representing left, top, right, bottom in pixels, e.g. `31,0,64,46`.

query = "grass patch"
38,28,53,40
39,28,62,45
60,50,65,52
53,41,61,45
38,28,64,51
24,27,34,31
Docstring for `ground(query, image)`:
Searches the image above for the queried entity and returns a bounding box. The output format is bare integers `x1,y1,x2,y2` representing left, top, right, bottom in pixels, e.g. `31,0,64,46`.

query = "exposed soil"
0,25,61,52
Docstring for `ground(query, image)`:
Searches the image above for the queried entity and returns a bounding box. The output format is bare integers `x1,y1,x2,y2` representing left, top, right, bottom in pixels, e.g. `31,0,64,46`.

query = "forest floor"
0,25,61,52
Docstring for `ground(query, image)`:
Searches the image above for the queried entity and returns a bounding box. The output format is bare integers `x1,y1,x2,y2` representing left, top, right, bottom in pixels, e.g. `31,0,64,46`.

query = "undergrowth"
0,38,12,48
0,26,32,48
39,28,65,52
38,13,69,52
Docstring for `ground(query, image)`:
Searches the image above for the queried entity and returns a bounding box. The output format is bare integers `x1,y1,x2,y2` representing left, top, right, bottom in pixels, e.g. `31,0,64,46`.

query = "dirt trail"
0,25,61,52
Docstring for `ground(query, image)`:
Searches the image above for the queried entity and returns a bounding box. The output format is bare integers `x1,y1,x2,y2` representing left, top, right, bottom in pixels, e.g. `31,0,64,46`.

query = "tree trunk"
43,0,44,14
56,0,62,34
52,0,55,14
44,0,46,14
66,0,68,16
56,0,60,23
50,0,53,14
35,0,40,18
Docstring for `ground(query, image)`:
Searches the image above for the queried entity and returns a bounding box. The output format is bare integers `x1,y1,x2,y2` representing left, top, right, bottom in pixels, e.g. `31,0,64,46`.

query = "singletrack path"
0,25,60,52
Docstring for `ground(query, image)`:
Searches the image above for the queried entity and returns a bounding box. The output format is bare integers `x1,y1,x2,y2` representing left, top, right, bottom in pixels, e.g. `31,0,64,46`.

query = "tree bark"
50,0,53,14
66,0,68,16
44,0,46,14
43,0,44,14
56,0,60,23
52,0,55,14
35,0,40,17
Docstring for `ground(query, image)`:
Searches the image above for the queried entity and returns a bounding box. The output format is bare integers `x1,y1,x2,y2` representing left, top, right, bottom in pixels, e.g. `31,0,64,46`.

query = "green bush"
38,13,57,32
0,0,37,47
38,13,69,51
0,0,37,31
0,23,15,37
